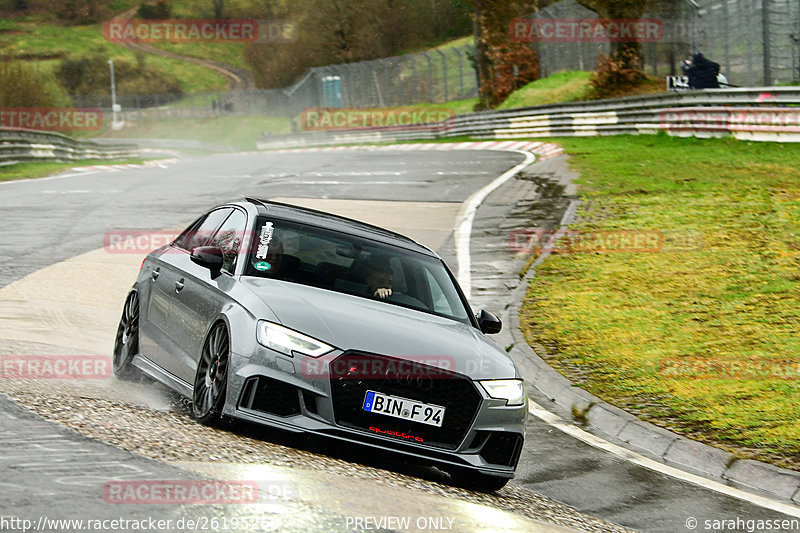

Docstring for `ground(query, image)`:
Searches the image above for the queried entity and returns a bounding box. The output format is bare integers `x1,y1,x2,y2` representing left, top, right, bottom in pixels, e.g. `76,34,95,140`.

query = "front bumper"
222,348,527,477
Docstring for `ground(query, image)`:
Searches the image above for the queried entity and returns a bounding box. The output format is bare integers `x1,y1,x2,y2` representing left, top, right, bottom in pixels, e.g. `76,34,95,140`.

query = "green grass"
103,115,292,150
498,71,592,109
151,41,250,71
100,99,478,151
519,134,800,469
0,158,144,182
0,22,226,92
136,0,262,71
165,0,272,18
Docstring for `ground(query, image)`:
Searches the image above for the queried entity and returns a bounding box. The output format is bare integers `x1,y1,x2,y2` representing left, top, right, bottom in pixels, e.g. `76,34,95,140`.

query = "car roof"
241,198,437,256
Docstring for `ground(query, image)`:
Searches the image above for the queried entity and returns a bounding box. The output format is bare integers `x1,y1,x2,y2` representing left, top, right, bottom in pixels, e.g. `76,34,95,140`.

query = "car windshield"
244,216,471,324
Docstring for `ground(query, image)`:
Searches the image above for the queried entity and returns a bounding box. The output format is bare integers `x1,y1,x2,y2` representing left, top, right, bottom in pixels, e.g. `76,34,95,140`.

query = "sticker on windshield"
255,221,275,259
254,261,272,271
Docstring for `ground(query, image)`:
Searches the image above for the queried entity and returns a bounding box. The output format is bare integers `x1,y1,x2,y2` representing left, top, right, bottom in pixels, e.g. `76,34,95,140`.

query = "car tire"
192,321,230,425
448,468,510,492
112,291,141,380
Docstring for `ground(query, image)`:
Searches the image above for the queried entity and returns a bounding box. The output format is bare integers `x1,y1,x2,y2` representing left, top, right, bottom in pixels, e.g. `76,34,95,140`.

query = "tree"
0,62,71,108
574,0,649,68
211,0,224,19
471,0,652,108
471,0,545,109
57,0,110,23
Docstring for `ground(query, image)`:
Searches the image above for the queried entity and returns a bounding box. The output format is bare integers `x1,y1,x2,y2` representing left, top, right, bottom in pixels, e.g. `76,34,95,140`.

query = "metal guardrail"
257,87,800,149
0,129,137,164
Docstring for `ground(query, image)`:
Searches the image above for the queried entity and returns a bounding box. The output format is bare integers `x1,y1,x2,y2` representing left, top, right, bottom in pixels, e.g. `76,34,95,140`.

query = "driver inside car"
365,260,393,299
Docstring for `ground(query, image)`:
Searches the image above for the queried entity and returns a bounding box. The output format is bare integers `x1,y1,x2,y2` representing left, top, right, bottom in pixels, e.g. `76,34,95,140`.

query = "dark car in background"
113,198,527,490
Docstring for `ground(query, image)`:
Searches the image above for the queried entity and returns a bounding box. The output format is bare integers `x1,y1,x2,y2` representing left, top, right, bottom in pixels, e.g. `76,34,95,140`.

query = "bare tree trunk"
212,0,225,19
472,0,563,109
472,0,492,109
575,0,648,64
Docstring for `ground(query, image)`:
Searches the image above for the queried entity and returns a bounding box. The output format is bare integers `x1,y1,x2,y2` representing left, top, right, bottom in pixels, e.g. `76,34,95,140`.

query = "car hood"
241,277,517,380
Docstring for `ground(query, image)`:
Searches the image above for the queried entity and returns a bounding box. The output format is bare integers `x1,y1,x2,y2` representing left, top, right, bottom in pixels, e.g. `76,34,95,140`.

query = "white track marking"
454,150,536,300
527,400,800,517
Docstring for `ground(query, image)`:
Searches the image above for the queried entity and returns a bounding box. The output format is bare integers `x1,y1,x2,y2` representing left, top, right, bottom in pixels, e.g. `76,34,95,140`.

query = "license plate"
362,390,445,427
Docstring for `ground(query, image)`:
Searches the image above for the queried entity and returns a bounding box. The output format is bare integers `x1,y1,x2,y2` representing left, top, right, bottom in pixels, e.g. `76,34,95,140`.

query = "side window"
211,209,247,274
424,269,455,316
175,208,232,251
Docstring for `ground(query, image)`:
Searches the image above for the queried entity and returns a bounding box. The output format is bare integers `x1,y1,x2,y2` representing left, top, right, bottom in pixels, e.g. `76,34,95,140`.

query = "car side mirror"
190,246,224,273
477,309,502,334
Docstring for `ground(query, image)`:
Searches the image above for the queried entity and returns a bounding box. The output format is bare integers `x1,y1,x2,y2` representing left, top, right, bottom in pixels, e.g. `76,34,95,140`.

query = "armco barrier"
257,87,800,150
0,129,137,164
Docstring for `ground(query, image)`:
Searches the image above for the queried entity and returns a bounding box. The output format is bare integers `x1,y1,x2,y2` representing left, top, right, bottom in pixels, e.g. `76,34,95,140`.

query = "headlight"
478,379,525,406
256,321,334,358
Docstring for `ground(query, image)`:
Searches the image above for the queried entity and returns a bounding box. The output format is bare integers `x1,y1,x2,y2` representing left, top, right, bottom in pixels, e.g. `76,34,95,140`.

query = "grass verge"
519,134,800,469
498,71,592,109
0,158,144,182
101,115,292,150
100,100,477,151
0,21,226,92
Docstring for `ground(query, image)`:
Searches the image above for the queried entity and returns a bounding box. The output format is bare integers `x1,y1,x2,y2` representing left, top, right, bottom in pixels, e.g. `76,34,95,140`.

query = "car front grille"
329,351,482,450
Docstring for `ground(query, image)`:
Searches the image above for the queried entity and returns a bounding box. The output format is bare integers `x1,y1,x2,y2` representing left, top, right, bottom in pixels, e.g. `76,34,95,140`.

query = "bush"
55,53,183,97
56,0,111,24
0,61,72,108
589,49,646,99
482,44,540,109
137,1,170,20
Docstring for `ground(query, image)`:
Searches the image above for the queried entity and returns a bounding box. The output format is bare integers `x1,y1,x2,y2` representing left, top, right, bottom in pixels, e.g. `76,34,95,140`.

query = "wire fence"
533,0,800,87
68,1,798,123
284,43,478,111
71,90,296,120
70,43,478,122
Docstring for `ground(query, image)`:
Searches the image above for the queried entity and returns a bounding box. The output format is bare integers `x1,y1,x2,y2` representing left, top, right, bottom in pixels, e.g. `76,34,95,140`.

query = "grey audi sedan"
113,198,527,490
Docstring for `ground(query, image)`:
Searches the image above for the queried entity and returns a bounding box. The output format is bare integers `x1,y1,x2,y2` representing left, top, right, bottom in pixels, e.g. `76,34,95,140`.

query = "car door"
139,250,180,368
149,207,233,380
168,207,248,384
138,214,209,372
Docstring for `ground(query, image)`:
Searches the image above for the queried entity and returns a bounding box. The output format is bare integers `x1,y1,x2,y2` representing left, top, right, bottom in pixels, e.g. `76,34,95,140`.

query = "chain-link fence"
695,0,800,85
532,0,800,87
69,1,798,123
284,43,478,112
71,89,294,121
70,43,477,122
